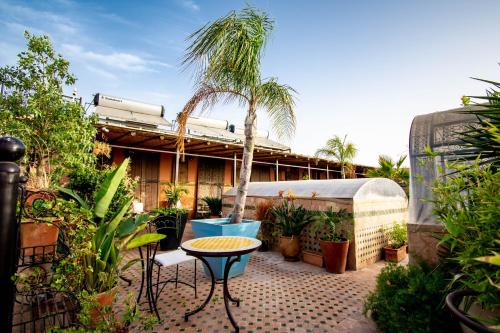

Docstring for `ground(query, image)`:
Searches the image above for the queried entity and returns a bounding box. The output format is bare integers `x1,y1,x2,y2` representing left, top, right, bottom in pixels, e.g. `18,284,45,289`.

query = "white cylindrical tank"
186,116,229,129
94,93,165,117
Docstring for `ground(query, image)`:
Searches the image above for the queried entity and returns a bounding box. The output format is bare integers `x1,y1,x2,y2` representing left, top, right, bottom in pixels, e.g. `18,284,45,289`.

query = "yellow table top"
181,236,261,254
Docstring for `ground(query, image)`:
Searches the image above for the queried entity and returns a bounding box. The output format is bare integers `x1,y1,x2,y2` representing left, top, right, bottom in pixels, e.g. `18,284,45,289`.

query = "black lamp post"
0,136,25,333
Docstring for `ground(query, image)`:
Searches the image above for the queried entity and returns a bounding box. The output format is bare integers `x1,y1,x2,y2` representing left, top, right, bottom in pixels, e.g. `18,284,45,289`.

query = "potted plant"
310,208,352,273
163,182,189,208
152,207,189,251
21,191,61,257
433,162,500,331
58,159,165,327
382,222,407,263
272,197,313,261
202,196,222,218
255,200,275,252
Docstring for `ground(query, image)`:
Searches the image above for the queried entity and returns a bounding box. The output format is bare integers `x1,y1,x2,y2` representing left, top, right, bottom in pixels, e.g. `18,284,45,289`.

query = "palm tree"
367,155,409,192
315,135,357,179
176,7,296,223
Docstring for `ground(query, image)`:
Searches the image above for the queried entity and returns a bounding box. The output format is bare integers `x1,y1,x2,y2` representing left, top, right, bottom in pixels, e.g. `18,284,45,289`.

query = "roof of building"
223,178,407,200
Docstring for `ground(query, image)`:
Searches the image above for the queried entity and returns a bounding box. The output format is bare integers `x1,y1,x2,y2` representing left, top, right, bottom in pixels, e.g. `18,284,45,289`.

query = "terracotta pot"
90,288,117,327
320,239,349,274
279,236,301,261
20,218,60,256
302,250,323,267
384,245,407,263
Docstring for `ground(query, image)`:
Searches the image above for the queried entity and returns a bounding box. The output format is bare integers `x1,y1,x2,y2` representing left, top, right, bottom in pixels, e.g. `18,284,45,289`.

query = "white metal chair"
137,217,197,321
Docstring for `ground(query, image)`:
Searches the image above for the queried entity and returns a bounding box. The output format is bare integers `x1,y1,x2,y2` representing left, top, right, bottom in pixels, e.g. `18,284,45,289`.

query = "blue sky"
1,0,499,166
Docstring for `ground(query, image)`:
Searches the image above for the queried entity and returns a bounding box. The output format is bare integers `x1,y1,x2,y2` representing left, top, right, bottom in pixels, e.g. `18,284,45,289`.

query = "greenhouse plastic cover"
224,178,406,200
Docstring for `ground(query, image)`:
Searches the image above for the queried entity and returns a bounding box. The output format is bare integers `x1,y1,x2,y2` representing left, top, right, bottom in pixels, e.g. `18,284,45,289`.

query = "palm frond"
256,78,296,140
176,83,249,153
183,6,273,92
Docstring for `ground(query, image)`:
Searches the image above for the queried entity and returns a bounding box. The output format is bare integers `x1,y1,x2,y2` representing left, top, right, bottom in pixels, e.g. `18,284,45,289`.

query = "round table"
181,236,261,332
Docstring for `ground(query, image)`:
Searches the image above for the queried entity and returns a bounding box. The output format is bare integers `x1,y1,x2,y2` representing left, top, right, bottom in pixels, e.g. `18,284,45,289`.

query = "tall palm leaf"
367,155,409,193
177,7,296,223
315,135,357,178
457,77,500,170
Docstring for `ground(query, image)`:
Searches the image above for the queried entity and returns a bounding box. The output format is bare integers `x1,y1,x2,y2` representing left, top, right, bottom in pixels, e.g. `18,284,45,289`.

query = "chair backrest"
139,214,179,266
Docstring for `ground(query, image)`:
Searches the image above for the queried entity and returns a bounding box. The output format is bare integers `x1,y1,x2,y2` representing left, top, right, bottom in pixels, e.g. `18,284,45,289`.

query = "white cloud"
180,0,199,11
85,65,117,80
0,1,79,36
62,44,172,73
98,12,135,27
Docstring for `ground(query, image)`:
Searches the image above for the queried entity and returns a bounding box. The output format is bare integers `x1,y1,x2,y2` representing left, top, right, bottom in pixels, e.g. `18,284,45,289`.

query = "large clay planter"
20,218,60,256
90,288,117,327
384,245,407,263
279,236,301,261
190,218,261,279
320,240,349,274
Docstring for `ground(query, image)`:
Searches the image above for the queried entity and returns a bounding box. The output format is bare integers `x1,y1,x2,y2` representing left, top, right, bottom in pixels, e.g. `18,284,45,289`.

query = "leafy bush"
383,222,407,249
310,207,352,242
202,196,222,216
65,165,136,220
272,199,313,237
364,264,455,333
0,32,96,188
433,162,500,310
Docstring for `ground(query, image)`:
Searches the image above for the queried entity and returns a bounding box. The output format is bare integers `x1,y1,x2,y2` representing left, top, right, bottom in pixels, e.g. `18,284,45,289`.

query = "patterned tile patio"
120,249,383,333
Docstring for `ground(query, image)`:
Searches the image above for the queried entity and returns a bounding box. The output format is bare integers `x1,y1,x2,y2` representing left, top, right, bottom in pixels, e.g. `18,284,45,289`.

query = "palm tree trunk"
341,164,346,179
230,110,257,223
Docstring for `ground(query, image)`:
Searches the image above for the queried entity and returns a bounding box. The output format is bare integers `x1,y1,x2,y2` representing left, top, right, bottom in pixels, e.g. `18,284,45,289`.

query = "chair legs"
140,259,199,322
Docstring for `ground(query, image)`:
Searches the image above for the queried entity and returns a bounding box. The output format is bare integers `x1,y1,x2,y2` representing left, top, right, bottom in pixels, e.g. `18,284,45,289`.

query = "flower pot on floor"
384,245,407,263
90,288,117,328
190,218,261,279
446,290,500,333
302,250,323,267
320,239,349,274
279,235,301,261
155,213,188,250
20,218,60,256
258,239,270,252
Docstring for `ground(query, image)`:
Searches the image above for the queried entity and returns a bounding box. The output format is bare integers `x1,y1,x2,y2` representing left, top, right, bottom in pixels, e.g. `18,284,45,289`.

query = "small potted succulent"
310,208,352,273
382,222,407,263
202,196,223,218
272,196,313,261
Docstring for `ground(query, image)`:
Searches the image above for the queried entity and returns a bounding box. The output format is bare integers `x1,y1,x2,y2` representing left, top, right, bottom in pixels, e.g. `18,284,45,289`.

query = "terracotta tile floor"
119,249,383,333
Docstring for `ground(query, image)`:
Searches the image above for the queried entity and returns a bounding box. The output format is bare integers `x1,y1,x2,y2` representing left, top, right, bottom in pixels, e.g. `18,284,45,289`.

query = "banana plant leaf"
106,198,133,235
55,185,89,210
95,158,129,218
121,258,142,272
126,233,166,250
117,213,152,238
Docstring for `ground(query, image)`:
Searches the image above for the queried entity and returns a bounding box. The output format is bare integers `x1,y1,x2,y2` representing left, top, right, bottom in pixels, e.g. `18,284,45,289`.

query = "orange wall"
159,153,173,182
224,160,233,187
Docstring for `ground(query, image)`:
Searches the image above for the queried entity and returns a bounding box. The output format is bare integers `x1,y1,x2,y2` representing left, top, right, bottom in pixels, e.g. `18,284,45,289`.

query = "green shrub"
272,199,314,236
66,165,136,220
364,264,455,333
433,162,500,310
383,222,407,249
202,196,222,216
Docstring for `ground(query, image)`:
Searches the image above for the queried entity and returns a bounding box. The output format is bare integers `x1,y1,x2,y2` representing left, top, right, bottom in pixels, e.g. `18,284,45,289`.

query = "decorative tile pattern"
120,251,381,332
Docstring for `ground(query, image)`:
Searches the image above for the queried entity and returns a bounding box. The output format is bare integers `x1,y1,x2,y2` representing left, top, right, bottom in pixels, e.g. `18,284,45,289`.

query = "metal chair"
137,216,197,321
